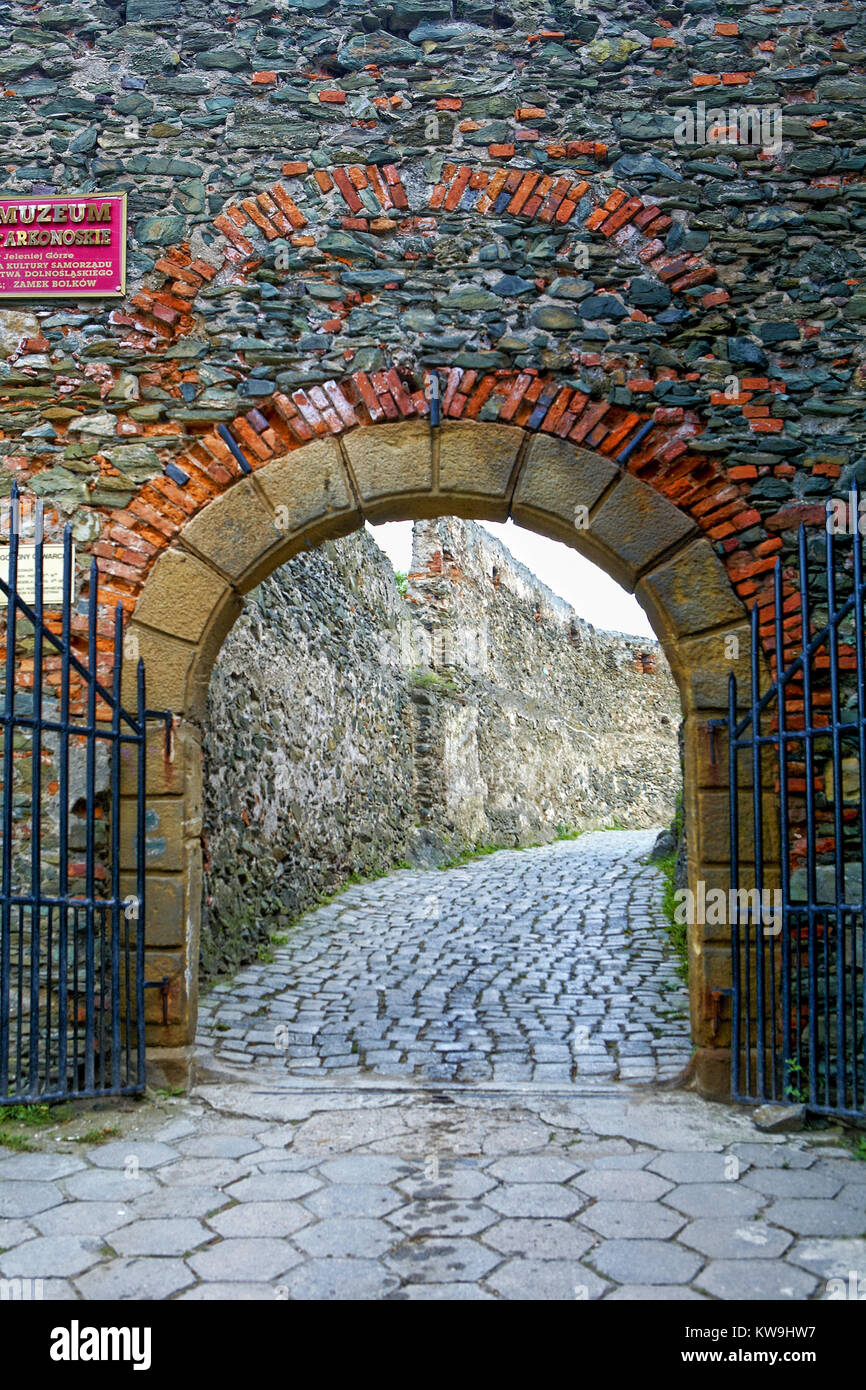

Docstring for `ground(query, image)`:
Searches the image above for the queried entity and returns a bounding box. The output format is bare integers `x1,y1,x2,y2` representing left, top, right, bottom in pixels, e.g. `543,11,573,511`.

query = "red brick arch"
95,153,793,686
109,156,726,353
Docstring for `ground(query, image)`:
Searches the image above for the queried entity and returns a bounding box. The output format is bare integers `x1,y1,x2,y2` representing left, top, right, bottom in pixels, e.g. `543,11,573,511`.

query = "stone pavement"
1,1082,864,1301
1,832,864,1301
197,830,693,1085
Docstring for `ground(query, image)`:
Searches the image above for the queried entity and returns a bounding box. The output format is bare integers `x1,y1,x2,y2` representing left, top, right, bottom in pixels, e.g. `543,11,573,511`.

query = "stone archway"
118,418,764,1100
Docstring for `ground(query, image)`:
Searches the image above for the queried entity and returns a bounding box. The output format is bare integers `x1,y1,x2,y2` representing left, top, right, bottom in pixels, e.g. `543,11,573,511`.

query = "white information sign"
0,544,70,606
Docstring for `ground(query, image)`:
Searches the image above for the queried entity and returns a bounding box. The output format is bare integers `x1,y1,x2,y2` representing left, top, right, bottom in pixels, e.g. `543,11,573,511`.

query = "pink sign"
0,193,127,299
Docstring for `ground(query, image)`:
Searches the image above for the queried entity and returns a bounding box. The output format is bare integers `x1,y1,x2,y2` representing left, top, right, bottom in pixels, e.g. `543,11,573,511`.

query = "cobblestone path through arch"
197,830,692,1086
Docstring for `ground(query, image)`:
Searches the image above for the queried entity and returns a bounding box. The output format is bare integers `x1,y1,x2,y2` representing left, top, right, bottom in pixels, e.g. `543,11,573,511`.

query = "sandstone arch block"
591,472,696,589
120,622,201,713
133,547,235,646
672,621,754,714
119,720,202,802
256,436,360,543
637,538,746,642
342,420,433,520
119,796,197,875
438,420,524,520
511,434,617,529
180,477,279,588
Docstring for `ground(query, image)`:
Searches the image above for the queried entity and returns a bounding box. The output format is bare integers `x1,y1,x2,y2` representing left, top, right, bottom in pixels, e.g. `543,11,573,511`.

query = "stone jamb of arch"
118,415,774,1102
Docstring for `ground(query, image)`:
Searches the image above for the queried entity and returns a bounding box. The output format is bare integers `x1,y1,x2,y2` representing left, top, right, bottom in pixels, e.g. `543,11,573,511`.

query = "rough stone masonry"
201,519,680,978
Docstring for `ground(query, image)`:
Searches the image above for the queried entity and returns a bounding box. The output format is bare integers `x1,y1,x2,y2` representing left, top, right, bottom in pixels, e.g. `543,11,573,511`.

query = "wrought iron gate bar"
0,482,156,1105
725,592,861,740
724,482,866,1119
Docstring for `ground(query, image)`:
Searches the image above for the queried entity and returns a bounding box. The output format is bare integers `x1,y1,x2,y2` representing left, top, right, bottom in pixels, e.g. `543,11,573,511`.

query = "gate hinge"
143,975,171,1026
709,986,733,1039
706,718,726,766
144,707,175,760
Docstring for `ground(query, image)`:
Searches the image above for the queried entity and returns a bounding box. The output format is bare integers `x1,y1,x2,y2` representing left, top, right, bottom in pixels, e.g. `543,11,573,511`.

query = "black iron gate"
0,484,156,1105
721,494,866,1119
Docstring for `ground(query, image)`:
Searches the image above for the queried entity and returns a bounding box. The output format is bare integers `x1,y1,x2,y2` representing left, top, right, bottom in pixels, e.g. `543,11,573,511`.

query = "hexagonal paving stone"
396,1168,497,1201
61,1170,158,1203
0,1235,102,1279
0,1182,64,1219
591,1239,703,1286
110,1218,210,1258
482,1218,595,1260
188,1238,303,1283
605,1284,707,1300
86,1141,179,1170
386,1237,502,1284
695,1260,818,1301
484,1258,609,1301
664,1183,765,1221
33,1201,135,1237
318,1155,415,1185
393,1282,495,1300
75,1257,195,1300
388,1200,497,1238
573,1169,673,1202
0,1153,86,1181
813,1159,866,1187
484,1183,586,1220
742,1168,844,1200
303,1184,404,1220
154,1158,248,1189
207,1201,312,1239
122,1186,231,1220
678,1219,792,1260
586,1153,654,1171
294,1217,396,1259
579,1200,685,1240
729,1143,814,1170
38,1279,80,1301
279,1258,400,1300
767,1199,866,1238
178,1282,277,1300
0,1218,36,1248
486,1156,581,1184
648,1152,742,1184
178,1135,262,1159
787,1237,866,1284
223,1172,321,1203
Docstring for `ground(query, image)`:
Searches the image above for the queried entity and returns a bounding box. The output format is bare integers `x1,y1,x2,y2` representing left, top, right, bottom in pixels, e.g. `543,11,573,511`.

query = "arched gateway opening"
119,417,765,1099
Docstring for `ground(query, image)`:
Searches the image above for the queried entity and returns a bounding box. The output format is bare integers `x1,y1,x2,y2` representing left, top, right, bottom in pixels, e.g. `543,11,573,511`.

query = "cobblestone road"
2,832,864,1301
198,831,693,1085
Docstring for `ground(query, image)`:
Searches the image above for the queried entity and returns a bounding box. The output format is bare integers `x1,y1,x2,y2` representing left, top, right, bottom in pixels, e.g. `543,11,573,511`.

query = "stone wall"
201,517,680,976
200,527,417,977
408,517,681,850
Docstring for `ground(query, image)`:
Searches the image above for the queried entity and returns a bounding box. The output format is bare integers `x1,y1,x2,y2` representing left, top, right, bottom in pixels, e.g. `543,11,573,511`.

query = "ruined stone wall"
407,517,681,848
200,526,417,977
201,518,680,976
